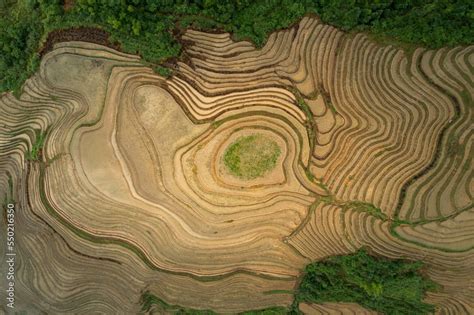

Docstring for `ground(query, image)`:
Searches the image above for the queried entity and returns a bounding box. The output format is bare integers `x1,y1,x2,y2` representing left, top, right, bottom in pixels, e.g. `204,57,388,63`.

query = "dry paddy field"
0,17,473,314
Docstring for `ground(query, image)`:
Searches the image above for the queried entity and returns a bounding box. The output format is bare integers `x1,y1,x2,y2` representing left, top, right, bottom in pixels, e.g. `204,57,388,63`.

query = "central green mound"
223,134,281,180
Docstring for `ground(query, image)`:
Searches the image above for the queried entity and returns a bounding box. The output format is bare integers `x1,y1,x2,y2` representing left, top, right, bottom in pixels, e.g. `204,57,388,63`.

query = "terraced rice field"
0,17,473,313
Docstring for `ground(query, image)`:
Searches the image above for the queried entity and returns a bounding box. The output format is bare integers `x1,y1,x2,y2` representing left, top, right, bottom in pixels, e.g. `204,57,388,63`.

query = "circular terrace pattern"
0,17,472,314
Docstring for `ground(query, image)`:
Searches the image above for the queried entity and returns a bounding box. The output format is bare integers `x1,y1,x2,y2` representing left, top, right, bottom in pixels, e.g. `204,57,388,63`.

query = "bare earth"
0,17,473,314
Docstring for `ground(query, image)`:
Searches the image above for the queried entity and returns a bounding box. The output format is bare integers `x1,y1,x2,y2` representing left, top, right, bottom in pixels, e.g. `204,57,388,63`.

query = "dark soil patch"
40,27,121,57
63,0,74,11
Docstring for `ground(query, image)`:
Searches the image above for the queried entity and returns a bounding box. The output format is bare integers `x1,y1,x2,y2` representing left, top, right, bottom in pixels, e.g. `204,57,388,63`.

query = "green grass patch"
263,290,294,295
292,88,316,171
343,201,387,221
2,172,15,208
446,133,465,157
303,167,315,182
8,173,13,200
223,134,281,180
239,307,288,315
151,64,173,78
140,291,287,315
210,120,224,129
140,291,216,314
295,249,438,315
26,129,46,161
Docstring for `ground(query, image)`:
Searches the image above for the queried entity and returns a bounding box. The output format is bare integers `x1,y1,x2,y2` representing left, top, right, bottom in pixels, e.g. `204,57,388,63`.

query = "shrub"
295,249,438,315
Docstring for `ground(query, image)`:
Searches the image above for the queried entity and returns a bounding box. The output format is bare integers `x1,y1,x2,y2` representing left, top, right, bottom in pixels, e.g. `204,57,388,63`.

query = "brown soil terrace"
0,16,472,314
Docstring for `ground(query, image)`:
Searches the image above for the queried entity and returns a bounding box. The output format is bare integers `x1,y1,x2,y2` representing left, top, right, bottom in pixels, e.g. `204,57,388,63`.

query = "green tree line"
1,0,473,93
293,249,438,314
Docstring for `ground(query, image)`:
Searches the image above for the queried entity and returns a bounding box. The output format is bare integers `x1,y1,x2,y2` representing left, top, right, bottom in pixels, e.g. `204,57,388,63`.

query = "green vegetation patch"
27,129,46,161
0,0,43,93
140,291,216,314
223,134,281,180
343,201,388,221
140,291,286,315
1,1,473,94
294,249,438,315
240,307,288,315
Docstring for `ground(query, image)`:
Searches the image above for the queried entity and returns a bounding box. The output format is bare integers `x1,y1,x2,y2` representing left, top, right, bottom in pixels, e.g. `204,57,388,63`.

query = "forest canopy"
1,0,473,93
293,249,438,315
